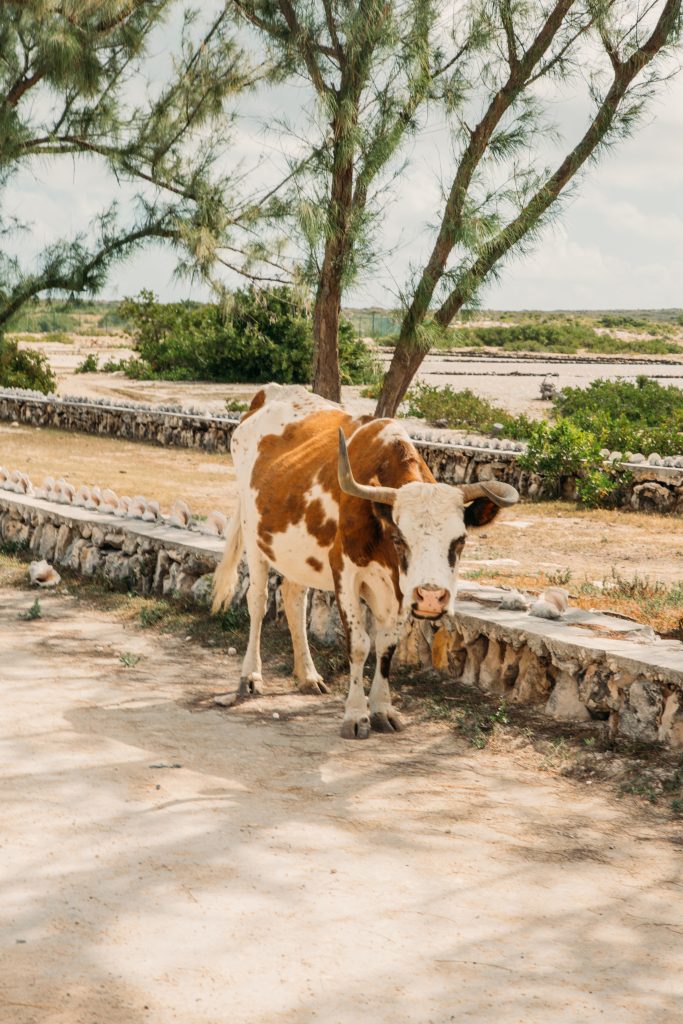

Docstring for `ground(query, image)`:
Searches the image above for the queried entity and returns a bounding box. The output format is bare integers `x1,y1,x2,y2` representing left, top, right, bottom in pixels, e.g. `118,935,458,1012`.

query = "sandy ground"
17,332,683,418
0,423,237,517
2,583,683,1024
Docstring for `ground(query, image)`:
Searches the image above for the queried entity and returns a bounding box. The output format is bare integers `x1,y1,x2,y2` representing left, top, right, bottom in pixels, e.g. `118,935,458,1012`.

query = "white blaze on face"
390,482,467,617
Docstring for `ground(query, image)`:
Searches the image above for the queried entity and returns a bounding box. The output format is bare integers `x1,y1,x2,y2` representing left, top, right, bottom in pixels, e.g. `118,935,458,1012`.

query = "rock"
546,667,590,722
308,591,343,646
499,590,530,611
658,692,683,748
630,482,675,514
618,678,664,742
37,522,58,561
510,647,550,704
460,634,488,688
190,574,214,606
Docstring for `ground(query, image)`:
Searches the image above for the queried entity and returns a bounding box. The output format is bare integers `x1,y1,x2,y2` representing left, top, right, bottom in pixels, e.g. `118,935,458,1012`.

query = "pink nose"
413,587,450,615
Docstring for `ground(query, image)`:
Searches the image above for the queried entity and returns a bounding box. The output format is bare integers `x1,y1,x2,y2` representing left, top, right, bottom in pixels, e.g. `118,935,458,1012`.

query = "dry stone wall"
2,488,683,748
3,388,683,508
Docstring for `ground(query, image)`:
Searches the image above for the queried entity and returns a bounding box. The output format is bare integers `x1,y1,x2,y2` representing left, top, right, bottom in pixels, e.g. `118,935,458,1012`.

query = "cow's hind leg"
238,548,269,698
281,579,328,695
369,624,405,733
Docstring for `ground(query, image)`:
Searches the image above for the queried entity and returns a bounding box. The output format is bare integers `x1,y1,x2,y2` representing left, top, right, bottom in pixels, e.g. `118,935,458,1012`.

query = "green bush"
554,376,683,457
119,288,379,386
0,335,56,392
440,322,681,356
403,382,533,438
75,353,99,373
518,420,627,505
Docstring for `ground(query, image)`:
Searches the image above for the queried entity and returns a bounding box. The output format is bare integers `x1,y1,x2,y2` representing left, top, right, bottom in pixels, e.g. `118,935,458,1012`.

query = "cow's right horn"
460,481,519,507
338,429,398,505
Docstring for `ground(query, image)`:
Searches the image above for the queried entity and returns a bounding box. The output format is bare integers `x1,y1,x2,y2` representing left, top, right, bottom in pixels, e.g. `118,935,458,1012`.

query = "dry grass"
0,422,236,516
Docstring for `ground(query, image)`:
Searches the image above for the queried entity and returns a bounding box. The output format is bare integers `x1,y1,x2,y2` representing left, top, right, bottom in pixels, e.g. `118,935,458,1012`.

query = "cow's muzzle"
411,586,450,619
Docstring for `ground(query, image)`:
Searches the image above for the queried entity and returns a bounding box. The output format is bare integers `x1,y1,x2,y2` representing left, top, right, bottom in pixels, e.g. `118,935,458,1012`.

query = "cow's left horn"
460,481,519,507
338,429,398,505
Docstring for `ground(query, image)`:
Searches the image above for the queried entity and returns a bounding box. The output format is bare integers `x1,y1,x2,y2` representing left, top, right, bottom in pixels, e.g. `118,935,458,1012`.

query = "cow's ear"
371,501,394,524
464,497,501,528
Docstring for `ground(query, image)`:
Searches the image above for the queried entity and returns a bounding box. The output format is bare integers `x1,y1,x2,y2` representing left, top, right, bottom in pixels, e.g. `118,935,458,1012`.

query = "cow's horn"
338,429,398,505
460,481,519,507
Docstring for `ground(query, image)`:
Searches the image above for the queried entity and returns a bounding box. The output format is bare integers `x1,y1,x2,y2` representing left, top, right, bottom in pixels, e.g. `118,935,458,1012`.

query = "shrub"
75,353,99,373
0,335,56,392
553,376,683,457
119,288,379,386
518,420,620,503
404,382,533,438
441,322,681,356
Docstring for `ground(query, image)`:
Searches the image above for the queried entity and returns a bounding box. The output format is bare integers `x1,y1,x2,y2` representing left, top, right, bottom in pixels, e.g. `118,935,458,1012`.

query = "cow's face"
337,429,518,620
379,482,502,619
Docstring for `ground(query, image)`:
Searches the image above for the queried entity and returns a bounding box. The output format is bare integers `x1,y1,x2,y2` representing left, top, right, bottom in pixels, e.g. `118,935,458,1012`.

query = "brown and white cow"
212,384,518,738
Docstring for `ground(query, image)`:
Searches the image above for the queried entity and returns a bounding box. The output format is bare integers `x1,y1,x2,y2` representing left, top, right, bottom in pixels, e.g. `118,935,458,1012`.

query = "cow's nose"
413,587,450,615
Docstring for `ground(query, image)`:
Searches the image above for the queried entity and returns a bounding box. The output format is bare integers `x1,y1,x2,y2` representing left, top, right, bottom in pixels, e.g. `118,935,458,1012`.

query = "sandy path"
2,585,683,1024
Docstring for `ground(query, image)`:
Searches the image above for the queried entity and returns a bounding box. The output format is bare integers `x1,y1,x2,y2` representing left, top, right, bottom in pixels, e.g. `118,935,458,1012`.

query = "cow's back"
231,385,433,590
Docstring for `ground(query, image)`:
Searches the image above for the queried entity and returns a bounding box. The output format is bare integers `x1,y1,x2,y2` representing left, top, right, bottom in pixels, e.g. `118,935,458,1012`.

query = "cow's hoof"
237,674,264,698
298,674,329,695
370,708,406,733
340,715,371,740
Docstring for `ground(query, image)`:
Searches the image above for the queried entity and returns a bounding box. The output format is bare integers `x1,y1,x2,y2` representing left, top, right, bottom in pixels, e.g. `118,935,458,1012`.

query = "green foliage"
404,382,533,438
23,598,42,621
554,376,683,457
120,289,378,385
442,322,681,356
0,3,255,328
0,335,56,392
75,353,99,374
518,420,620,503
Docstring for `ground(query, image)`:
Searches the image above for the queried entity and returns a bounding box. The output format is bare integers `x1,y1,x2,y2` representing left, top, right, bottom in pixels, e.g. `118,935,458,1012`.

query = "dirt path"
2,585,683,1024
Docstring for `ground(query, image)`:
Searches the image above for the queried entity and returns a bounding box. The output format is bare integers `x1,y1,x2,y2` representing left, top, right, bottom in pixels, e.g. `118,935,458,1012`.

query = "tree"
229,0,441,401
375,0,682,416
0,1,260,329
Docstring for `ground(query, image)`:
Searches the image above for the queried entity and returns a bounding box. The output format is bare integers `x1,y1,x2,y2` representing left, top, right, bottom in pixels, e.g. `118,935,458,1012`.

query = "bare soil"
0,422,236,517
2,576,683,1024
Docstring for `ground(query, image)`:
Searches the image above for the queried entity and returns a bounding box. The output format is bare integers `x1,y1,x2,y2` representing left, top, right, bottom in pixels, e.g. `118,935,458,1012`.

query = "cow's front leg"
335,574,371,739
369,624,405,733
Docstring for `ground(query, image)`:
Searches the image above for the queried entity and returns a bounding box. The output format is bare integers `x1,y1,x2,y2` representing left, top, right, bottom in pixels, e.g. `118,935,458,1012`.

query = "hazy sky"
10,12,683,312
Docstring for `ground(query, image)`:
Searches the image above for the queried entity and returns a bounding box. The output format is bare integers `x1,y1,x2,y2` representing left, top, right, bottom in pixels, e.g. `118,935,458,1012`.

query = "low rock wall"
3,490,683,748
4,389,683,509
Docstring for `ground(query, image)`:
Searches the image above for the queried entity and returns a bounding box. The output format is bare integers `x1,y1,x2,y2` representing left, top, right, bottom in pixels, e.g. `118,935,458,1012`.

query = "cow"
212,384,519,739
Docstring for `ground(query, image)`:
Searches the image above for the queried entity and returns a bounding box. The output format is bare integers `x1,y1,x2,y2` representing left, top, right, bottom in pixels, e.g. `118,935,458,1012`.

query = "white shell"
169,500,191,529
114,496,131,517
204,511,228,537
100,488,119,514
73,485,91,507
128,495,147,519
29,559,61,587
141,499,160,522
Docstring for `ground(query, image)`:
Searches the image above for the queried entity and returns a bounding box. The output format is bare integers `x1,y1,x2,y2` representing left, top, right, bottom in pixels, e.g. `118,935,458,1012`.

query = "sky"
8,8,683,312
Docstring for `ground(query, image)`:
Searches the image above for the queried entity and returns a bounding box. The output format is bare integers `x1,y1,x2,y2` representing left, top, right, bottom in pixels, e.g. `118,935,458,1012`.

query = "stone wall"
4,388,683,508
3,488,683,748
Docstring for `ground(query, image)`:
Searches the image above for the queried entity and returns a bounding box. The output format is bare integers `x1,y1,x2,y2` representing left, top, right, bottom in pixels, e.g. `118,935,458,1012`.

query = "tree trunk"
311,128,354,402
374,327,428,417
312,249,343,402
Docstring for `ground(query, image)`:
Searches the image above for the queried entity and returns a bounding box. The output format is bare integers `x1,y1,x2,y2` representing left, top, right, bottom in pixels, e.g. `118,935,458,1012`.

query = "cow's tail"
211,499,244,614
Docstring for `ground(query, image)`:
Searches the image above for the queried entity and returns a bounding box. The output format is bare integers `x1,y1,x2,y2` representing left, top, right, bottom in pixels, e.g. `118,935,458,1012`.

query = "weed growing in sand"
22,598,41,620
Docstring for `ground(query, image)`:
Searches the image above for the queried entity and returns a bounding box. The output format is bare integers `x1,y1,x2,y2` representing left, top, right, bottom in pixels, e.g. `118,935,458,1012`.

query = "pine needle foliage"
229,0,442,400
0,1,259,330
375,0,683,415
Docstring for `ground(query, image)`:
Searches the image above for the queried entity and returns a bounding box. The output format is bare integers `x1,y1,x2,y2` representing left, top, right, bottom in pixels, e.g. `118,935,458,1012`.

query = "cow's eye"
448,537,465,568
